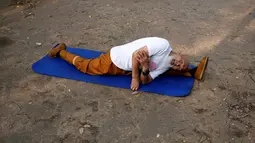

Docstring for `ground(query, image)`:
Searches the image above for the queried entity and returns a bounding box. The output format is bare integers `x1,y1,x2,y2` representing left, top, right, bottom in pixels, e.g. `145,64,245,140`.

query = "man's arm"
135,47,153,84
132,45,166,90
140,71,153,84
138,51,152,84
130,51,141,91
137,47,168,84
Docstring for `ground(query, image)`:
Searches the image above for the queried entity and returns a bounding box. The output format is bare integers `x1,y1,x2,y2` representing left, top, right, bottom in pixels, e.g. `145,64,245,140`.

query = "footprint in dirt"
87,101,98,112
0,36,13,47
249,8,255,18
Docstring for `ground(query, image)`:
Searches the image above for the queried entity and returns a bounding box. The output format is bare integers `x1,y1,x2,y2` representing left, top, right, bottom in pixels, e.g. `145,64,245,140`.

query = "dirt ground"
0,0,255,142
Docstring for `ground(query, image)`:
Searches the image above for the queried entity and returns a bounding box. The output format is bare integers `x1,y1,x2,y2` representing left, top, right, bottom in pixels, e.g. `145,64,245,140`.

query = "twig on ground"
249,74,255,84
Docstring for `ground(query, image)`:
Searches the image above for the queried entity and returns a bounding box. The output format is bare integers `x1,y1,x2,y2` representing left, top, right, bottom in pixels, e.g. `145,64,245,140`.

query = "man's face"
170,54,189,71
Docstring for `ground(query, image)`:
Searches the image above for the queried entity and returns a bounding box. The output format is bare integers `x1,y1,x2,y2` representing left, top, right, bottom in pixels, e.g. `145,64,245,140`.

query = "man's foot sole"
195,56,209,80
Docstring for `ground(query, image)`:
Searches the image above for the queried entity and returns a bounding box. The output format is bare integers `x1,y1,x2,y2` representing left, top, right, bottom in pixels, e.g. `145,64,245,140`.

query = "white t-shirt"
110,37,173,79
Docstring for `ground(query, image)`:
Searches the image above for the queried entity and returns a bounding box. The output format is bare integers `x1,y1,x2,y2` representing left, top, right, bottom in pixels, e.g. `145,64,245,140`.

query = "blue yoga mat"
32,45,195,96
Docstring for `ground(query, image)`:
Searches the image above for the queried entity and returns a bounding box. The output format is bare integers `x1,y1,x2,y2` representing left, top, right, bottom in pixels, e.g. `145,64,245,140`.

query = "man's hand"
136,50,150,69
131,78,139,91
131,46,152,90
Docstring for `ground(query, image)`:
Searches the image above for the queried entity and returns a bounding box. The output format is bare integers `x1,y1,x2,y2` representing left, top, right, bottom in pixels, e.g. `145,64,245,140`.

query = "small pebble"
79,127,84,134
84,124,91,128
156,134,160,138
132,91,138,95
29,102,32,104
68,89,71,92
36,43,42,46
244,108,249,112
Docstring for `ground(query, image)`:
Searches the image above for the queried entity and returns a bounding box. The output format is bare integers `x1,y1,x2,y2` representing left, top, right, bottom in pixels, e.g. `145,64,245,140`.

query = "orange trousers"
59,50,131,75
59,50,192,77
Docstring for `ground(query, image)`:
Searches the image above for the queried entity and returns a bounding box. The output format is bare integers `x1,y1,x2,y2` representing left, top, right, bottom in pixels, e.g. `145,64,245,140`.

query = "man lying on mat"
49,37,208,91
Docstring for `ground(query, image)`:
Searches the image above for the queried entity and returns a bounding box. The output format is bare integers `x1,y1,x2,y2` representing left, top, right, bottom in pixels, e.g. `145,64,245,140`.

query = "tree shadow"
200,7,255,91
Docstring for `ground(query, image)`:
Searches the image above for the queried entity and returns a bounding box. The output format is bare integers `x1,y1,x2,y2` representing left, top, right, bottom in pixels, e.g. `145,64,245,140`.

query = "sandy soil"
0,0,255,142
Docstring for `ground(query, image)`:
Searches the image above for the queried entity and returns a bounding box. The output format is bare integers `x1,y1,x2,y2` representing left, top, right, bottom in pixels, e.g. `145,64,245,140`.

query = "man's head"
170,54,189,71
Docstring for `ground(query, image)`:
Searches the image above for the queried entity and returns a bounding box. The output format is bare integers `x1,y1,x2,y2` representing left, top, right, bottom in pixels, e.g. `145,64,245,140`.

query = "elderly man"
49,37,208,91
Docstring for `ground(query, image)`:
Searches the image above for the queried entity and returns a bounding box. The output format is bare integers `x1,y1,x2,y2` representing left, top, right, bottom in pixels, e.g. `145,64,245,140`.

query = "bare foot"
130,78,140,91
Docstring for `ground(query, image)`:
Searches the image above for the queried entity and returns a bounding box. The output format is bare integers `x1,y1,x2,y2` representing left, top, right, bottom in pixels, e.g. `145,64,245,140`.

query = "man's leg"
167,56,208,80
48,43,129,75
